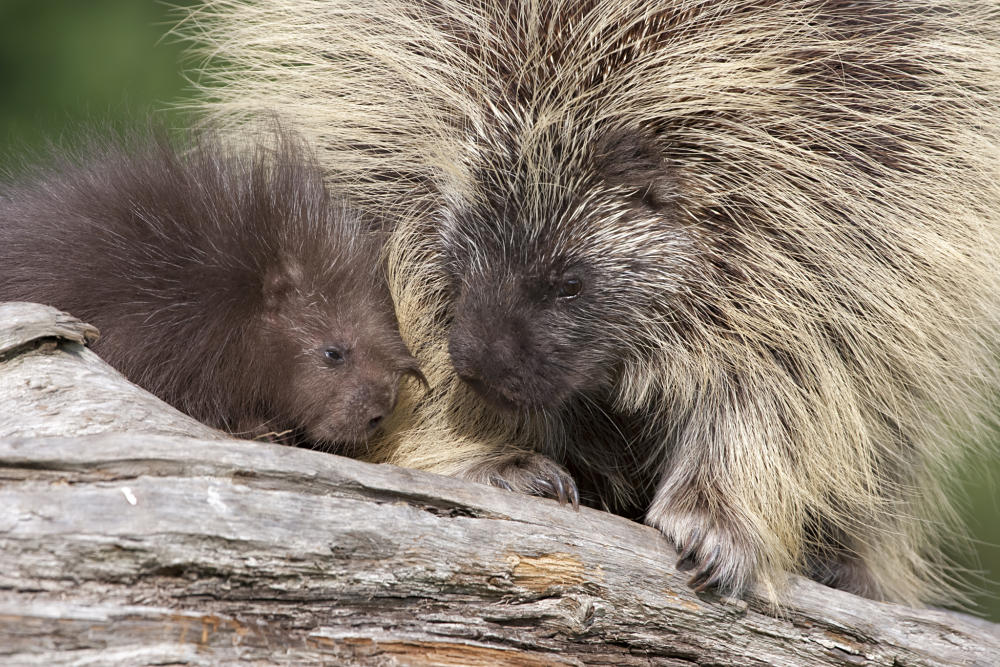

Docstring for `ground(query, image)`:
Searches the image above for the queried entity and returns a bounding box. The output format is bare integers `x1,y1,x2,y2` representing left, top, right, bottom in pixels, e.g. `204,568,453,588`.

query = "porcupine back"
180,1,1000,606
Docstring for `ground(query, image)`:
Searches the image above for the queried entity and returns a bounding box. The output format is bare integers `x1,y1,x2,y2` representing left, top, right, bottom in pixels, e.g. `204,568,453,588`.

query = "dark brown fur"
0,129,421,450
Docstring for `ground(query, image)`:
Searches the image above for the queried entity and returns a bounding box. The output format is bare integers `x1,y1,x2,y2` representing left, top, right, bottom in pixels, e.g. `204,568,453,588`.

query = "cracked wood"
0,300,998,666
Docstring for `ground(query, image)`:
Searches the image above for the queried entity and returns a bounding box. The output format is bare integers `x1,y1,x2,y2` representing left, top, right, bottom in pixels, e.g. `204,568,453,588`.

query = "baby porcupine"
0,128,422,451
182,1,1000,605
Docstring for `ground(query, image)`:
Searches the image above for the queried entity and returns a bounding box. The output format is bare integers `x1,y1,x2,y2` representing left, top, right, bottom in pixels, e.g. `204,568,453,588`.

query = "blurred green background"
0,1,195,156
1,0,997,620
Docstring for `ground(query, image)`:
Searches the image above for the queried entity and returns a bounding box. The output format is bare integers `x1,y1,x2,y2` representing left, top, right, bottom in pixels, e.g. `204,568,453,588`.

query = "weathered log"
2,433,999,666
1,301,998,666
0,302,223,441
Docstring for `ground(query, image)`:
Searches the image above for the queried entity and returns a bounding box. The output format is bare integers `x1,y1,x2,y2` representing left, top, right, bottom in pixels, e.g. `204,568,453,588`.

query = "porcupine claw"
675,528,702,571
462,452,580,509
688,545,723,591
651,506,758,596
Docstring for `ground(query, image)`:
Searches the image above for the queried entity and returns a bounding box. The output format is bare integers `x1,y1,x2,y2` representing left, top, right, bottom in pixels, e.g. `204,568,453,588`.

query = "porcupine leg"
647,475,762,596
644,381,800,597
459,451,580,508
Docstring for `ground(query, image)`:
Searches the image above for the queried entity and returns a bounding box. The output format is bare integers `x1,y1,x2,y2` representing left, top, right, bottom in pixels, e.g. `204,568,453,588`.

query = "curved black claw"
462,452,580,509
688,545,723,592
650,507,758,596
675,527,702,571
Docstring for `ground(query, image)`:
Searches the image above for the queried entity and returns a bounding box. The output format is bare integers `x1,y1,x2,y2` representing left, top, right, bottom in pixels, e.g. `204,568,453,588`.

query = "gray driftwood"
0,301,998,666
0,302,223,441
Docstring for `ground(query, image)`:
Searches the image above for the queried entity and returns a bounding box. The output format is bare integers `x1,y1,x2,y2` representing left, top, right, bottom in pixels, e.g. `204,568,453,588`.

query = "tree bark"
0,302,223,441
1,302,998,666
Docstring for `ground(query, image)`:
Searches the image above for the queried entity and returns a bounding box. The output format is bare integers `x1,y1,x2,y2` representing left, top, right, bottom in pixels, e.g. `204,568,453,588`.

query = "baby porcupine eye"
323,346,347,365
557,277,583,300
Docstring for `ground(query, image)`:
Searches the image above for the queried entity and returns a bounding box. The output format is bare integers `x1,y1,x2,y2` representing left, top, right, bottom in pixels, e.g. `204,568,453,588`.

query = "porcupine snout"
448,303,529,406
447,286,590,412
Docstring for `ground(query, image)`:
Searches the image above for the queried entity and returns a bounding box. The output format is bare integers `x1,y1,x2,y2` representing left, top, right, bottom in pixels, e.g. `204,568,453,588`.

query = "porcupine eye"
323,346,347,365
557,277,583,300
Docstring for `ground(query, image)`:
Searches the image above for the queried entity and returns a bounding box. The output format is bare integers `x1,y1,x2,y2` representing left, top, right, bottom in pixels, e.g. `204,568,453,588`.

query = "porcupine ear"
261,260,305,321
594,128,678,209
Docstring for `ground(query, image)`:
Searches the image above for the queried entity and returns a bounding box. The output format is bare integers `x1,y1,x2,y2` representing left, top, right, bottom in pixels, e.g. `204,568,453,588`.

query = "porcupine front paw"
460,452,580,508
649,507,759,595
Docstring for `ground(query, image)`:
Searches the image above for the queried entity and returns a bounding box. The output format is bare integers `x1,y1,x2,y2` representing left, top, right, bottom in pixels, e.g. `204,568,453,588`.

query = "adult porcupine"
182,2,1000,605
0,128,421,450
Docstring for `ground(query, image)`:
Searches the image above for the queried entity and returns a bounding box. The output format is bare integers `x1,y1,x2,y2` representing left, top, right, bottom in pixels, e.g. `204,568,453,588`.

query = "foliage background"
1,0,997,621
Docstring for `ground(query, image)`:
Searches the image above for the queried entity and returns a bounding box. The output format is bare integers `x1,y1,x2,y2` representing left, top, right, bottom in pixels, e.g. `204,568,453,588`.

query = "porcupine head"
253,217,423,451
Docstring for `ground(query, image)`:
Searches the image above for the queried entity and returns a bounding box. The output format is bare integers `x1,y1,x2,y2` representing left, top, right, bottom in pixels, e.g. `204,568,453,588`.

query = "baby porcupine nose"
355,387,393,435
360,362,420,436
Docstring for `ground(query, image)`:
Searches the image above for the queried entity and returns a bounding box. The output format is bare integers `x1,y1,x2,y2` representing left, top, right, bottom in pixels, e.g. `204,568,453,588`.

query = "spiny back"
179,1,1000,214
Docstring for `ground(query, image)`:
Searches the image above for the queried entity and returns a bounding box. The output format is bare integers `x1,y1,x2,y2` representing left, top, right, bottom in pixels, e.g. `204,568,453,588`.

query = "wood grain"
1,301,997,666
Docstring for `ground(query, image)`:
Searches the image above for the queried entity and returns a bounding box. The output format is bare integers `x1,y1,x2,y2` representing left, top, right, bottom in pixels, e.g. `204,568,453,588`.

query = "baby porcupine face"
274,299,421,449
444,129,696,411
258,225,422,450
